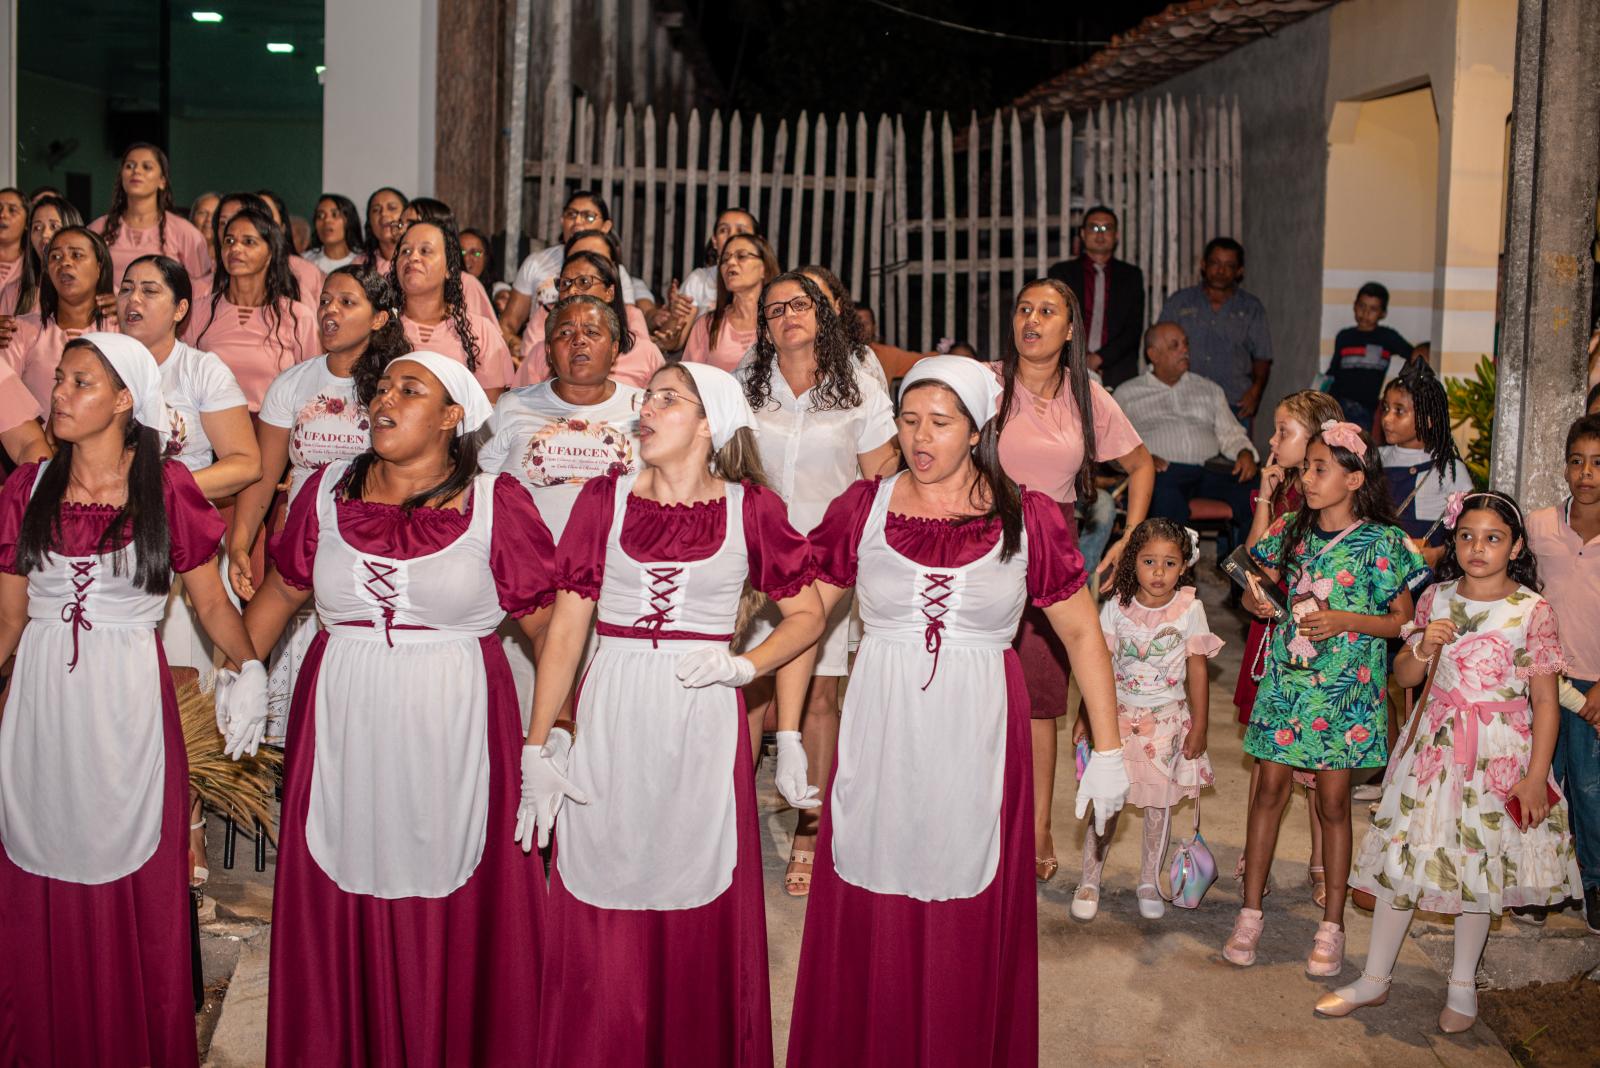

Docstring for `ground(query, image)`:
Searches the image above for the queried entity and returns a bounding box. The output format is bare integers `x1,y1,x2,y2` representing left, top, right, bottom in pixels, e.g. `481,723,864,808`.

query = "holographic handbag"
1161,799,1217,910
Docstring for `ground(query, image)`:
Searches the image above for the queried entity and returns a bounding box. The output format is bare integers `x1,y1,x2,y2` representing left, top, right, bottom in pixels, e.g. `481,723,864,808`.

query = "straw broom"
180,677,281,843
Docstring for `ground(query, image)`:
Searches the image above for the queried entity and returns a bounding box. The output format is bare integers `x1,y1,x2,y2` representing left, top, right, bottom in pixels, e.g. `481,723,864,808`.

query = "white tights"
1333,903,1490,1014
1079,805,1172,897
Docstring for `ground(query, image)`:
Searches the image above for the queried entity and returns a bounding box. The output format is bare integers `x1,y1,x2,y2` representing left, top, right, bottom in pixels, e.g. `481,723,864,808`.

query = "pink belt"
1432,685,1526,770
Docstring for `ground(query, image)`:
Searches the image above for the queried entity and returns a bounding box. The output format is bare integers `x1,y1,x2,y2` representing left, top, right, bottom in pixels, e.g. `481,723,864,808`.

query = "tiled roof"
1014,0,1344,113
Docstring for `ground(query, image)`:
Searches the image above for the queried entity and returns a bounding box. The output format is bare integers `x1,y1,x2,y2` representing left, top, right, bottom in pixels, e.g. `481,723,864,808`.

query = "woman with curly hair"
739,270,898,896
682,233,778,372
92,143,211,283
186,205,319,411
392,220,515,401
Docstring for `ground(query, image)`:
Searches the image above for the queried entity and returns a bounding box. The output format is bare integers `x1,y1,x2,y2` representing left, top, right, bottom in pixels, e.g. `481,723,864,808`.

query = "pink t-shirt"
5,311,119,411
401,312,516,393
991,363,1143,504
92,212,212,287
0,257,21,316
461,271,497,323
289,255,325,307
1527,503,1600,681
682,313,757,373
516,303,666,389
185,296,319,411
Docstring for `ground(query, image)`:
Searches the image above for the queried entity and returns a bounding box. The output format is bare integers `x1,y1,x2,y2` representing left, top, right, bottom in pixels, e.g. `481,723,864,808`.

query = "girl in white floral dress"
1321,491,1580,1033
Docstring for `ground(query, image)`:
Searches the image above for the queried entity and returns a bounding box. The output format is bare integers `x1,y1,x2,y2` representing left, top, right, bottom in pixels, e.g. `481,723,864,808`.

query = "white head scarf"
899,355,1004,428
384,352,493,436
678,362,757,450
75,332,171,445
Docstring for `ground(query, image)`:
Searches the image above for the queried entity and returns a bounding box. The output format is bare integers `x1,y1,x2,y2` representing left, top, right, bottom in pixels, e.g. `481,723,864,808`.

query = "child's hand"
1416,619,1458,662
1578,684,1600,728
1297,609,1350,643
1509,776,1551,828
1258,450,1286,497
1072,716,1089,747
1181,724,1207,761
1243,573,1273,619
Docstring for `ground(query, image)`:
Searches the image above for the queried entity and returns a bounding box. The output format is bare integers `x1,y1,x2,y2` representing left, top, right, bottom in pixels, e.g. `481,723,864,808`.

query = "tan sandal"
785,849,814,897
1036,856,1059,882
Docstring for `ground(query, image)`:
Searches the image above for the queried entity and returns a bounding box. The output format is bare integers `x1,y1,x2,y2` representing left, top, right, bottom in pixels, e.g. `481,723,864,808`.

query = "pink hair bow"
1442,491,1467,529
1319,420,1367,459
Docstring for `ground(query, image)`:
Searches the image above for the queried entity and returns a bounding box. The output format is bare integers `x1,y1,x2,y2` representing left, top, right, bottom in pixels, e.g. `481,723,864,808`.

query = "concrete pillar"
1491,0,1600,506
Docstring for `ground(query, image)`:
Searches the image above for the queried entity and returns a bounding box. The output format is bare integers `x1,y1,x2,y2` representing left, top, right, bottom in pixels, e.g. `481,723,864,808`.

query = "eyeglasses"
634,388,704,411
719,249,760,267
562,209,601,224
1085,223,1114,234
557,275,604,292
763,295,813,320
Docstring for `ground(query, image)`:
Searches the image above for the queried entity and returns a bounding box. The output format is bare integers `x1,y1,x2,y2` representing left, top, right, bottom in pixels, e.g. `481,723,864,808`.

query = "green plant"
1445,355,1495,491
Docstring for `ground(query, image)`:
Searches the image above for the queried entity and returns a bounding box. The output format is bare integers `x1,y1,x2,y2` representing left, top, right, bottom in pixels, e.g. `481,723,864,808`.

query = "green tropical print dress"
1243,515,1424,770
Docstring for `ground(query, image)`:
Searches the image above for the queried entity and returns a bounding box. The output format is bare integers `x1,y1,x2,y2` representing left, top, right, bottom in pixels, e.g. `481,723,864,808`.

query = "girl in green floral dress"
1319,491,1579,1033
1225,421,1424,975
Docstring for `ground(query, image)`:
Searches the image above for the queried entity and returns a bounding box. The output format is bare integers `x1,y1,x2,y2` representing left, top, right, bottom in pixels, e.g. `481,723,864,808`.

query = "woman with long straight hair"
219,190,325,306
682,233,779,372
0,333,265,1067
92,143,211,283
786,356,1126,1068
187,205,318,411
514,250,665,388
363,186,409,275
522,362,823,1067
993,277,1154,885
391,220,515,401
7,225,119,410
245,352,556,1065
303,193,363,275
738,270,898,897
8,193,84,321
0,187,27,315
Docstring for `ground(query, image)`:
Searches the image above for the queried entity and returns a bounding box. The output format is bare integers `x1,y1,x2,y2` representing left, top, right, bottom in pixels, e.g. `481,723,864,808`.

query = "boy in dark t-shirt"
1326,281,1412,432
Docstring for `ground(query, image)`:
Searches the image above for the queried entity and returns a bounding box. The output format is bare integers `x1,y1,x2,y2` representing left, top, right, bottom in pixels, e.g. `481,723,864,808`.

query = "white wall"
1,0,16,186
322,0,437,202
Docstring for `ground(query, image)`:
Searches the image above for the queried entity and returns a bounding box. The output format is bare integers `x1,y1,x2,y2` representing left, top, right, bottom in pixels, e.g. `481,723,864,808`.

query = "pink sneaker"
1223,908,1264,966
1306,920,1345,977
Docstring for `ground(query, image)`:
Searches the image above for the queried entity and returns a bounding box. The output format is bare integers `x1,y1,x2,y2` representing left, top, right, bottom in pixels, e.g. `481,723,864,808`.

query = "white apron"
829,473,1029,901
303,462,502,899
556,475,749,910
0,470,170,884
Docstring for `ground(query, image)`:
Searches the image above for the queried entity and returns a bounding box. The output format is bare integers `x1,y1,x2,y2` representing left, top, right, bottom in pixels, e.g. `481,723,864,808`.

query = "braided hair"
1382,360,1461,485
100,143,175,256
744,272,862,413
1109,517,1198,607
389,219,479,372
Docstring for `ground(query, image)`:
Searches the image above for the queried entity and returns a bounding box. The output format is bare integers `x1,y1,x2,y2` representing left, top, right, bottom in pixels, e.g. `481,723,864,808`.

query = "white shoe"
1136,884,1165,919
1351,783,1384,802
1070,886,1100,922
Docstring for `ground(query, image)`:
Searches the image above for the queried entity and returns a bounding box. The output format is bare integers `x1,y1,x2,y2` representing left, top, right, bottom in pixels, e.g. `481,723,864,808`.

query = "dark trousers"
1150,462,1254,552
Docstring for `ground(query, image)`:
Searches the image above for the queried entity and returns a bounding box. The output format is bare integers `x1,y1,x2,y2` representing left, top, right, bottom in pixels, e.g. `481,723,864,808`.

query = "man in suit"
1047,206,1145,389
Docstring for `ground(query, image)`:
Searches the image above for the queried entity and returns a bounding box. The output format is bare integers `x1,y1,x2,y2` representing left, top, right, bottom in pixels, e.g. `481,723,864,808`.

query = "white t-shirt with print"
511,245,653,305
480,380,643,540
258,356,372,501
158,341,249,472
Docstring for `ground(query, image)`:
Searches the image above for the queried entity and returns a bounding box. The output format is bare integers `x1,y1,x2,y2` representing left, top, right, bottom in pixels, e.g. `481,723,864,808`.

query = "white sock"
1331,902,1413,1001
1448,912,1491,1015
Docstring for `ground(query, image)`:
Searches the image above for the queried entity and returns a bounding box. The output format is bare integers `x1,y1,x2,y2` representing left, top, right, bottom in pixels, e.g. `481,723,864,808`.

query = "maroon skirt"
538,696,772,1068
1234,618,1270,725
787,651,1037,1068
0,642,198,1068
1014,502,1078,719
266,633,545,1066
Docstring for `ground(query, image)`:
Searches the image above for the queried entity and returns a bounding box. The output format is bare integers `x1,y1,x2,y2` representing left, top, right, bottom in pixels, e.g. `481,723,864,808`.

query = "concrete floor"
200,564,1593,1066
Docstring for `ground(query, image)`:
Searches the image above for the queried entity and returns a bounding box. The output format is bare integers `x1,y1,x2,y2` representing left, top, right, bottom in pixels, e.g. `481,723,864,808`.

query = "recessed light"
266,42,295,54
315,65,326,75
191,11,223,22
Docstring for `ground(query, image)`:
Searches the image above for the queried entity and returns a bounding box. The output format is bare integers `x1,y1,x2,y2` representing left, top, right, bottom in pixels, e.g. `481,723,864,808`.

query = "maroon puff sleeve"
269,465,328,591
488,473,558,617
742,482,815,599
163,461,227,573
554,473,619,599
0,462,40,574
1022,488,1087,606
806,479,880,589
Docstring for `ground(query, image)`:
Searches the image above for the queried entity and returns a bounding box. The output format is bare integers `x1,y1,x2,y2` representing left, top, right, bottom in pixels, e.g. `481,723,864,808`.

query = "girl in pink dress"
0,333,265,1068
187,205,318,411
244,352,556,1065
787,357,1128,1068
91,143,211,284
393,221,515,400
519,362,823,1068
681,233,778,371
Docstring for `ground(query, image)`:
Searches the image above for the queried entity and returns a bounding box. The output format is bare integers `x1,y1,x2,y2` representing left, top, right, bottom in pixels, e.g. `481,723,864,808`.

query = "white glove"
542,727,573,773
515,738,589,853
211,667,237,735
673,647,757,689
222,661,269,761
1075,748,1130,835
774,730,821,810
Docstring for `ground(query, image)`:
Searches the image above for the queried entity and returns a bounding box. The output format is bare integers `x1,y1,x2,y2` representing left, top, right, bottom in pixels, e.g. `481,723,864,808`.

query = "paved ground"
199,564,1597,1066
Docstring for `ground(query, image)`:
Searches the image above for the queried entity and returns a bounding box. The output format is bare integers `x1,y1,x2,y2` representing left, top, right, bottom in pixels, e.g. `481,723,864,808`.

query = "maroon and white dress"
264,461,556,1066
788,475,1085,1068
540,472,813,1068
0,461,224,1068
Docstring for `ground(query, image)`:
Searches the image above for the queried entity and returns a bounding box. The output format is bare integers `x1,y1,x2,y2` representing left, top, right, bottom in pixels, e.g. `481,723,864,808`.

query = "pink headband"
1442,490,1522,530
1319,420,1367,459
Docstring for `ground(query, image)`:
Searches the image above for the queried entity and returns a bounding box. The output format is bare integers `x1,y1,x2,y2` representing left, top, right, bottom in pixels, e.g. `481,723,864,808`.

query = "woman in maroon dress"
0,333,262,1068
243,351,557,1065
519,361,823,1067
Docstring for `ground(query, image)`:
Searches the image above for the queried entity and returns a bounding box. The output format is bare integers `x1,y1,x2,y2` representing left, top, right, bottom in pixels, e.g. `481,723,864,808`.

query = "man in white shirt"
1114,322,1259,538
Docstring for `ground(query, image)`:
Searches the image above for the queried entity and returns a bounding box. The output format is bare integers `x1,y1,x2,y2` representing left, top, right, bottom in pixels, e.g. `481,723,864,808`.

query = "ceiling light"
191,11,223,22
315,65,326,75
266,42,294,54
